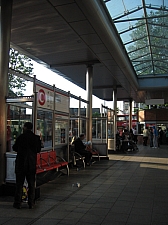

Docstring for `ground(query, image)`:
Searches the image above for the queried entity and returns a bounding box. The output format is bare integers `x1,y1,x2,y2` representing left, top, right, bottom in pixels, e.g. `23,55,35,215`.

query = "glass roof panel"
104,0,168,76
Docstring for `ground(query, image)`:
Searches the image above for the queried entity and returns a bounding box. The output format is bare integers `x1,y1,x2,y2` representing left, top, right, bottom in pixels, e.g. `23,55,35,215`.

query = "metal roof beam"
50,60,100,68
124,35,147,45
113,14,168,23
131,52,150,61
93,84,122,89
138,76,168,89
145,5,168,12
142,0,154,74
127,45,148,54
148,22,168,29
119,23,145,35
137,65,151,75
113,6,143,21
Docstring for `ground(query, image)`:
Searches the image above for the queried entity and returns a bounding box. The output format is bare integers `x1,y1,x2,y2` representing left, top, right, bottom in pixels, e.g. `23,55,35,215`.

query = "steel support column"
0,0,13,186
86,65,93,142
78,96,81,137
129,99,133,130
113,88,117,150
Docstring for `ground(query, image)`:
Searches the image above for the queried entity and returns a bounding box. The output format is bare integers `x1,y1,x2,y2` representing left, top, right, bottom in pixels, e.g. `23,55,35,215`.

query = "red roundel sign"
38,89,46,106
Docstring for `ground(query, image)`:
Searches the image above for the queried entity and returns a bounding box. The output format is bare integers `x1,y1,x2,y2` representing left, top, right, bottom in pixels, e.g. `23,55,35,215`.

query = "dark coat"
13,130,41,174
73,137,85,153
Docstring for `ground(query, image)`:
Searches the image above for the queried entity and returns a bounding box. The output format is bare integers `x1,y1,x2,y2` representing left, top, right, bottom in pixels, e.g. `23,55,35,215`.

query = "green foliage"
116,107,119,113
92,112,101,118
128,10,168,75
133,108,139,114
8,48,34,96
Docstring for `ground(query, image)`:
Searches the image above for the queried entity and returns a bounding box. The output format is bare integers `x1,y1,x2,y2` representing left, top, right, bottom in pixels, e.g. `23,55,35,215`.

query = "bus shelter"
5,71,110,183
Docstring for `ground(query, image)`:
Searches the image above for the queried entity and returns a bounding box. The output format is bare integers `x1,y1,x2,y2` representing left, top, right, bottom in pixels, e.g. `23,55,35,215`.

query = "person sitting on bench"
73,134,92,165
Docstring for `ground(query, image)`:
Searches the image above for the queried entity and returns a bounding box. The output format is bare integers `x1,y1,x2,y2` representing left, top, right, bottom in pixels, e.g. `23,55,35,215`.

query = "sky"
32,61,115,109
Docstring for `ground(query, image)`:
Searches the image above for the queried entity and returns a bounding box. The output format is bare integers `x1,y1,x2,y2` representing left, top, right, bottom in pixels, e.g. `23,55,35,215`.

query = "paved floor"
1,145,168,225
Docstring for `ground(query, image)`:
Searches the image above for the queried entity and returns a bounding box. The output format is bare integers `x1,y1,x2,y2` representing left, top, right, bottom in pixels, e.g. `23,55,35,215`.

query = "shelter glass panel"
37,110,52,148
70,97,79,116
80,102,87,116
7,104,32,152
55,119,68,145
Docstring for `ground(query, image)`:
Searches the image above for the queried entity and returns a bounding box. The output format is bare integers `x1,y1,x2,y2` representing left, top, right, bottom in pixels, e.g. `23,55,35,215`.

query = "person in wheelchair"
73,134,92,166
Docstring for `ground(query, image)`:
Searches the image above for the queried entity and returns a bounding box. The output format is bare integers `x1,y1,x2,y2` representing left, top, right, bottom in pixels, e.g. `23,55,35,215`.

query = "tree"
127,10,168,76
92,112,101,118
127,9,168,106
8,48,34,96
116,107,119,114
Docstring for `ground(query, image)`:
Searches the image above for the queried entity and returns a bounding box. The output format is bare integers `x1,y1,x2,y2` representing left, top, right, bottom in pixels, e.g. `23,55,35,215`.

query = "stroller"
127,129,139,151
127,139,139,151
120,130,139,152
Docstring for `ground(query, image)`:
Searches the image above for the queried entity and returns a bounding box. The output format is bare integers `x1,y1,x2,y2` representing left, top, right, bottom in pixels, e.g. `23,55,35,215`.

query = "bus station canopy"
10,0,168,103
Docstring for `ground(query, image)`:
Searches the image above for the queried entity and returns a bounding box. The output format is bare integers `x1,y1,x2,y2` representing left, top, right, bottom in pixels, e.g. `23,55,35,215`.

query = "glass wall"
6,71,111,160
37,110,53,148
92,118,102,139
80,102,87,117
7,104,32,151
69,95,88,143
55,117,69,160
55,119,68,145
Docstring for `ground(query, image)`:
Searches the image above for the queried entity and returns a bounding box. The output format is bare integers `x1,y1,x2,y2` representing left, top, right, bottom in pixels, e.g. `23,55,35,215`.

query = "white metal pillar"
113,88,117,150
86,65,93,142
0,0,13,186
78,96,81,136
33,75,37,134
52,85,56,151
129,99,133,131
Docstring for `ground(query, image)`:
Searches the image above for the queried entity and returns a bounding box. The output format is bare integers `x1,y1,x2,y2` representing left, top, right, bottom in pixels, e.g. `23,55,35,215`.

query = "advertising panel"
36,84,54,110
55,92,69,113
36,84,69,113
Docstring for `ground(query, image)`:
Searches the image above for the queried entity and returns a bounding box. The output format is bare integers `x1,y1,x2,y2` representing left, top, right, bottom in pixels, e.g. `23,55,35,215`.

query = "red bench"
36,150,69,176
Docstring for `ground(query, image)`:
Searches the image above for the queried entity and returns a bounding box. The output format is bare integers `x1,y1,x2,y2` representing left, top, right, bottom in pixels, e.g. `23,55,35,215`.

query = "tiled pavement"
1,145,168,225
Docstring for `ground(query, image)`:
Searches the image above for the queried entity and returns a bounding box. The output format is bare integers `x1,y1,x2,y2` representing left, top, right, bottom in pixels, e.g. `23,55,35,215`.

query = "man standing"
153,126,158,148
13,122,41,209
133,127,138,144
143,126,149,146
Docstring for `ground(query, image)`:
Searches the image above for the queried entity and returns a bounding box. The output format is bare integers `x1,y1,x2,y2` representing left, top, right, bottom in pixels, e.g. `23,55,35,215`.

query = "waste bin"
6,152,16,183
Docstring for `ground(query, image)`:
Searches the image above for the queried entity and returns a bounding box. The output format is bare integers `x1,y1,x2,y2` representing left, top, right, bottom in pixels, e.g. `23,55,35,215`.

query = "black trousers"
14,171,35,206
133,135,138,144
77,149,92,163
120,141,129,152
143,137,148,146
